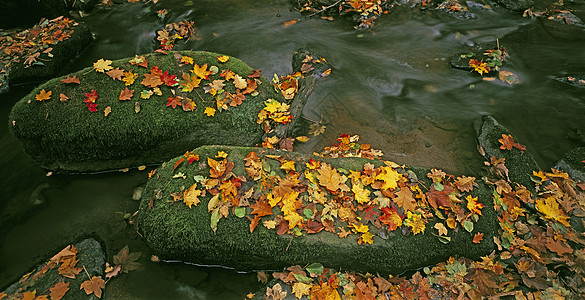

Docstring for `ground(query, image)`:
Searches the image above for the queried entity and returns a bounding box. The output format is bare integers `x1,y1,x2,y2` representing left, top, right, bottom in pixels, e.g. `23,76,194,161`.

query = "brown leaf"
473,233,484,244
455,176,475,192
113,245,141,273
545,239,573,256
141,73,163,88
50,281,70,300
119,87,134,100
80,276,105,298
106,67,124,80
393,187,417,212
61,75,80,84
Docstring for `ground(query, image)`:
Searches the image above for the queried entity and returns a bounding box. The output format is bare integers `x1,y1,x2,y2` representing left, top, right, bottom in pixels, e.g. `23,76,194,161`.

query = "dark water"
1,0,585,298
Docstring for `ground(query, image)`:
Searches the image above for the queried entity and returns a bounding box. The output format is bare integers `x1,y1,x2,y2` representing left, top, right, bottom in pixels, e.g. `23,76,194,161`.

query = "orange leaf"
35,89,52,101
104,106,111,117
173,157,185,171
217,55,229,63
80,276,105,298
283,19,297,27
106,67,124,80
545,239,573,256
141,73,163,88
455,176,475,192
93,58,113,73
393,187,416,212
59,93,69,102
473,233,484,244
250,200,272,217
50,281,70,300
61,75,80,84
119,87,134,100
192,63,212,80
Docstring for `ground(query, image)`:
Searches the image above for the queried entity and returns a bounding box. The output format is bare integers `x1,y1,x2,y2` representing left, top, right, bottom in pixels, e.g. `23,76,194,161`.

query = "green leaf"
306,263,324,276
303,209,313,219
234,207,246,218
433,182,444,191
463,220,474,233
210,208,220,233
293,273,312,284
193,175,205,183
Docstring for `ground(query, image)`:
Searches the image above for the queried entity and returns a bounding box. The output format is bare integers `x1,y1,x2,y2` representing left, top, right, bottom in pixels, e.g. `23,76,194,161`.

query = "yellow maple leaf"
192,63,212,79
180,56,194,65
204,107,216,116
404,211,425,235
360,231,374,245
215,151,228,158
35,89,52,101
376,166,402,190
122,71,138,86
93,58,113,73
181,73,201,92
263,219,277,229
316,163,345,192
536,196,570,226
469,59,490,75
532,170,548,182
281,191,301,215
352,182,371,204
280,160,295,172
466,195,484,215
183,183,202,208
268,193,282,207
264,99,282,113
285,212,304,229
217,55,230,63
310,282,341,300
292,282,311,299
351,222,369,233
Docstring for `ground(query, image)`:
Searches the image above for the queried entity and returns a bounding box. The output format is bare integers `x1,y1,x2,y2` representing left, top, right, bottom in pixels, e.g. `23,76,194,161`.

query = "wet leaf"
49,281,70,300
61,75,80,84
106,67,124,80
80,276,105,298
35,89,51,101
93,58,113,73
473,232,484,244
113,245,141,273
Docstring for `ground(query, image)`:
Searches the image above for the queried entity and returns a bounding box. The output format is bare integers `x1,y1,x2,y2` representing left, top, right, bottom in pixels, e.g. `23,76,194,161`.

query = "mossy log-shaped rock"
9,51,289,172
139,145,498,274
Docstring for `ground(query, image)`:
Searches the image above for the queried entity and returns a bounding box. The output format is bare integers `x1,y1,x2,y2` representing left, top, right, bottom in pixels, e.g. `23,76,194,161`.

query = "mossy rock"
493,0,534,12
477,116,540,192
555,147,585,183
2,238,105,300
9,51,288,172
138,145,498,275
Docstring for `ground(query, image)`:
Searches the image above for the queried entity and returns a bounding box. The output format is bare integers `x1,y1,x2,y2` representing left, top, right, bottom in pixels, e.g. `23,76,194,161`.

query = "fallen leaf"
113,245,141,273
283,19,297,27
59,93,68,102
93,58,113,73
35,89,52,101
434,222,448,236
50,281,70,300
104,106,111,116
80,276,105,298
106,67,124,80
217,55,229,63
119,87,134,100
61,75,80,84
204,107,216,116
183,183,202,208
473,233,484,244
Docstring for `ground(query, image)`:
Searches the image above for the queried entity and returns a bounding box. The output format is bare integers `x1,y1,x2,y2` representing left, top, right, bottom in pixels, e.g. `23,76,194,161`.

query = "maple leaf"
85,90,98,103
469,59,490,75
166,96,182,108
466,195,484,215
181,72,201,92
227,92,245,107
404,211,425,235
292,282,311,299
310,282,341,300
204,107,216,116
183,183,202,208
128,55,148,68
180,55,194,65
265,283,287,300
434,222,448,236
545,239,573,256
426,185,452,209
209,79,225,91
376,166,402,190
106,67,124,80
473,232,484,243
379,207,402,231
220,69,236,80
192,63,212,79
61,75,80,84
22,291,37,300
536,196,570,226
183,151,199,164
142,72,163,88
352,182,371,204
50,281,70,300
119,88,134,101
93,58,113,73
161,71,178,86
499,134,516,150
316,163,345,192
80,276,105,298
217,55,229,63
182,98,196,111
233,74,247,89
455,176,475,192
207,157,227,178
86,102,98,112
243,78,258,94
113,245,141,273
122,71,138,86
35,89,51,101
393,187,417,212
285,212,304,229
59,93,69,102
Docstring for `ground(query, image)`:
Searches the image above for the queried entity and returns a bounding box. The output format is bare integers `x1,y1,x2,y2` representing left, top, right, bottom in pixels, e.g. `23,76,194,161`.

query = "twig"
306,0,343,18
285,236,294,251
83,265,91,279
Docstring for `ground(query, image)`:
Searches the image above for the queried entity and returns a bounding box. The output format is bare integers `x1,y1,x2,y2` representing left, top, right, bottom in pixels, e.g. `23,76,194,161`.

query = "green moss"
9,51,286,172
478,116,540,193
139,145,497,274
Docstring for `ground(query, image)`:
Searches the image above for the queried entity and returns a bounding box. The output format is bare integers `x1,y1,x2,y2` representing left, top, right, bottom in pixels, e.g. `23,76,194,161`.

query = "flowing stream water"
1,0,585,298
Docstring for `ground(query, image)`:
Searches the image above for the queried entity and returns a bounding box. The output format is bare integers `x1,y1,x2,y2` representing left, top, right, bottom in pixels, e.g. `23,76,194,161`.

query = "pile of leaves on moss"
250,136,585,299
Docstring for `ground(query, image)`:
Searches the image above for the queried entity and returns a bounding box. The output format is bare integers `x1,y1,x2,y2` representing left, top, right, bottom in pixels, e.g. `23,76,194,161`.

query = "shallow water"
1,0,585,298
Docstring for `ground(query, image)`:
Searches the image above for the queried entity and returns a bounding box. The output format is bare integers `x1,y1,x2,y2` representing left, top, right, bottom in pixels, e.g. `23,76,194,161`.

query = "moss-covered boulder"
555,147,585,183
9,51,291,172
139,145,498,274
1,238,105,300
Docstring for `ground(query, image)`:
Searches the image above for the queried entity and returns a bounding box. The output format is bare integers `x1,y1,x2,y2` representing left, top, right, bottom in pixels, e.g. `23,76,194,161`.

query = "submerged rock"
139,145,498,274
1,238,105,300
9,51,295,172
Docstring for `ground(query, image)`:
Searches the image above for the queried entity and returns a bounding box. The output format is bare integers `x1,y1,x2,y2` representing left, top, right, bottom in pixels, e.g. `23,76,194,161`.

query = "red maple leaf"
161,71,178,86
85,90,98,103
166,96,182,108
86,102,98,112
